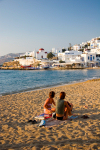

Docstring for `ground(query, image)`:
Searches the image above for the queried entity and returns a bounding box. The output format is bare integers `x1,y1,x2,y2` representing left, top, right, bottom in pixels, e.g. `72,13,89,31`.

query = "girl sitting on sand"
56,92,73,120
44,91,56,114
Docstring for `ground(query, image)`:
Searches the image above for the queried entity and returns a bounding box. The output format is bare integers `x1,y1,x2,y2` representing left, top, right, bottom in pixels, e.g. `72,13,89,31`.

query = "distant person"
44,91,56,114
56,92,73,120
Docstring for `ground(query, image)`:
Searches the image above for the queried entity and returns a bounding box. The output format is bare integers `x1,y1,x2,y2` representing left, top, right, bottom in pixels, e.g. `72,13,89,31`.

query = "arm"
64,101,72,111
52,99,56,106
44,98,53,114
44,98,49,109
67,101,73,111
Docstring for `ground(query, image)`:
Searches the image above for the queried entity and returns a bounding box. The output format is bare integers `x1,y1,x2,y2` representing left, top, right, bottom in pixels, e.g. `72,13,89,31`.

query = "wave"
1,76,100,96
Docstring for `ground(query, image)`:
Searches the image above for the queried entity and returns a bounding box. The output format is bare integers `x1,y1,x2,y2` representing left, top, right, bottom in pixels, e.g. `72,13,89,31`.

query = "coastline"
0,79,100,149
0,66,100,70
0,77,99,96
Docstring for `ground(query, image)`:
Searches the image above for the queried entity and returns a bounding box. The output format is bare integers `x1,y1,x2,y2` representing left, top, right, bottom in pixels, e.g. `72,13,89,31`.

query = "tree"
59,60,65,63
62,48,66,53
78,49,84,52
47,52,55,59
84,44,88,48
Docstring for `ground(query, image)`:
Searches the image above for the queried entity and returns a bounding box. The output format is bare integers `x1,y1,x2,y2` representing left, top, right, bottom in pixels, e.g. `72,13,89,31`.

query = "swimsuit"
56,116,63,120
44,98,52,114
44,108,51,114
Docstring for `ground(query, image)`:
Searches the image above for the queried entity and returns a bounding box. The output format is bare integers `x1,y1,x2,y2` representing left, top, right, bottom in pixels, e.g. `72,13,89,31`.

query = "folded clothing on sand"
28,120,37,124
35,113,52,120
39,120,46,127
68,115,78,119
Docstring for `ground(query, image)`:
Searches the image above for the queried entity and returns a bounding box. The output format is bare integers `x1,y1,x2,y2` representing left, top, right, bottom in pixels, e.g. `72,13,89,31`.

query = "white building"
83,47,100,66
52,48,62,56
52,48,62,53
58,50,82,63
81,52,96,67
73,44,82,51
89,37,100,49
36,48,47,60
94,49,100,66
20,49,36,58
14,57,36,66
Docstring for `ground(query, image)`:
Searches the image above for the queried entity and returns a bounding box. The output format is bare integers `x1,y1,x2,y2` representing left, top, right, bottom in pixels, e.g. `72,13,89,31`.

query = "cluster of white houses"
15,37,100,68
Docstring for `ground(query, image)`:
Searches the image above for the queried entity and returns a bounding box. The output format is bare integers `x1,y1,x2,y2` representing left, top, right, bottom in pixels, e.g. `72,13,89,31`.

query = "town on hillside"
1,37,100,70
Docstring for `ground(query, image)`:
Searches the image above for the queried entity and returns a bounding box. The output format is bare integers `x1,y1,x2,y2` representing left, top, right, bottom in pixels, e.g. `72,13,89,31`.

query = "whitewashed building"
73,44,82,51
93,49,100,66
89,37,100,49
20,49,36,58
14,57,36,66
58,50,82,63
81,52,96,67
36,48,47,60
51,48,62,56
52,48,62,53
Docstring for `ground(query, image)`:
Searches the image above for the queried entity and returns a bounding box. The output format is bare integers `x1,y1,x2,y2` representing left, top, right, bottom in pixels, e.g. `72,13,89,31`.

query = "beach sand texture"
0,79,100,150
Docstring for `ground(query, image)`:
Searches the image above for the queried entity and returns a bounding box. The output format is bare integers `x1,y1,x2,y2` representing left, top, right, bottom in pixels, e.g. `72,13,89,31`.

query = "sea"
0,69,100,96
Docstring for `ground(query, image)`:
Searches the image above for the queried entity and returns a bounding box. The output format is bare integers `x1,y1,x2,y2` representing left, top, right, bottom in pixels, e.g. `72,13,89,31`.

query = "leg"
63,107,68,120
64,105,72,116
70,103,73,111
67,101,73,111
44,108,52,114
67,108,72,116
51,108,55,112
67,102,73,116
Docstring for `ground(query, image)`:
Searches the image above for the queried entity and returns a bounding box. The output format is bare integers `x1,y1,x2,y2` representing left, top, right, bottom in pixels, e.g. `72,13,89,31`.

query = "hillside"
0,53,24,65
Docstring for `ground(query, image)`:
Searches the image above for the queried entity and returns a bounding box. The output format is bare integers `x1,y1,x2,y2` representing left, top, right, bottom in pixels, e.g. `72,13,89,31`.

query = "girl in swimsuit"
44,91,56,114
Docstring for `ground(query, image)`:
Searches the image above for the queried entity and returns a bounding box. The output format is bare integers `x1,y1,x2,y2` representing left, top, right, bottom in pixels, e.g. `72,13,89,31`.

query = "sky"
0,0,100,56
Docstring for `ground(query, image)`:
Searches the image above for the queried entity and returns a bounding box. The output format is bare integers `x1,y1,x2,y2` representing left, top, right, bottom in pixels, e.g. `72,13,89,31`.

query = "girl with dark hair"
44,91,56,114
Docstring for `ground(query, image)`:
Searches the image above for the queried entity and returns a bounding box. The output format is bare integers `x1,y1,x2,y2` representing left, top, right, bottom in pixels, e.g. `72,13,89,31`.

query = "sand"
0,79,100,150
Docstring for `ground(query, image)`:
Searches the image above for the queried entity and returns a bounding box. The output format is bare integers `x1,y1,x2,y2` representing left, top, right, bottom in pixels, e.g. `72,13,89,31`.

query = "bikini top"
45,98,52,107
47,103,52,106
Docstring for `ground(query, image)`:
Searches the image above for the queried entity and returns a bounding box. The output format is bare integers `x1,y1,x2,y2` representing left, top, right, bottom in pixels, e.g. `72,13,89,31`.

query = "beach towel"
35,113,52,120
44,115,78,127
33,113,78,127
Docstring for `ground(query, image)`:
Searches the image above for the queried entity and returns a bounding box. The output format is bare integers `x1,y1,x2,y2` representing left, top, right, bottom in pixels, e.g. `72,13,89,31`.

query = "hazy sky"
0,0,100,56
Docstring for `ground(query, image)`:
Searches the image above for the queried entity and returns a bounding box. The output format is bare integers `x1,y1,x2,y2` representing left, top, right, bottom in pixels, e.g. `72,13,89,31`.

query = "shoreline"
0,77,99,97
0,78,100,149
0,66,100,70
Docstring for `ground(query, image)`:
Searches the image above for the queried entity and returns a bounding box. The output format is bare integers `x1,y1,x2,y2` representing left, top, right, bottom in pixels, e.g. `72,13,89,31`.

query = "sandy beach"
0,79,100,150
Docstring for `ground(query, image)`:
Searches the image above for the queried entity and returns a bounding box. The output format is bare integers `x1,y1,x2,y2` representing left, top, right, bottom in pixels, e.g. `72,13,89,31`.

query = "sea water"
0,69,100,96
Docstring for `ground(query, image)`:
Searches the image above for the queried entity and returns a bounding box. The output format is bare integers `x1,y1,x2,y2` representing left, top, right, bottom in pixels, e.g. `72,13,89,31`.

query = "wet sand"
0,79,100,150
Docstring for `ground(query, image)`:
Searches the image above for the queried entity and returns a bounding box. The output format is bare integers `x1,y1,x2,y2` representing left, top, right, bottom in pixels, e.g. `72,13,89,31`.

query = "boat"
21,65,31,69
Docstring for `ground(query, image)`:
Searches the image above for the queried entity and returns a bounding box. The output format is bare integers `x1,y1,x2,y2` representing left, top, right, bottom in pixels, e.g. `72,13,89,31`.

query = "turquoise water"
0,69,100,96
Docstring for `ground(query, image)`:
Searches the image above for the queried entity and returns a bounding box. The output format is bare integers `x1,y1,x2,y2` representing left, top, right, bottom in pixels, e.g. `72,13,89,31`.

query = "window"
93,56,95,60
88,56,89,60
